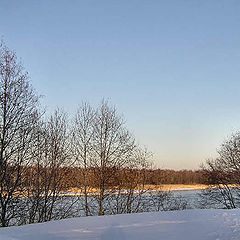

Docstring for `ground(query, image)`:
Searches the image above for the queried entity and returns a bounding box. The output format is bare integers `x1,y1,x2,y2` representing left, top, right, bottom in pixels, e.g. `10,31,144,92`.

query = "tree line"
55,168,206,188
20,166,207,192
144,169,206,185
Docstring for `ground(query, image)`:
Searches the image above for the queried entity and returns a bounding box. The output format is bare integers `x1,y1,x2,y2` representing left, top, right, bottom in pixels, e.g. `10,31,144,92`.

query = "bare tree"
14,109,75,225
91,100,136,215
71,101,156,216
200,132,240,209
104,147,153,215
148,190,187,211
0,42,40,227
72,102,95,216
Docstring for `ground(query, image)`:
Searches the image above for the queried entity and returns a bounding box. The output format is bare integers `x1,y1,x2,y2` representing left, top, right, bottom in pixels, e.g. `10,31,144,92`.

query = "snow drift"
0,209,240,240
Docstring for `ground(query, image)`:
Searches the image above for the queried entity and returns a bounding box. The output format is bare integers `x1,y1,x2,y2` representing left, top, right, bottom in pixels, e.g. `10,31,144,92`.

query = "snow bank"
0,209,240,240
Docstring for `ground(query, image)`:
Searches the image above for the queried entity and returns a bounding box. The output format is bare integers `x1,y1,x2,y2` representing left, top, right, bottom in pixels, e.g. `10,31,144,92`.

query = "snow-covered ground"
0,209,240,240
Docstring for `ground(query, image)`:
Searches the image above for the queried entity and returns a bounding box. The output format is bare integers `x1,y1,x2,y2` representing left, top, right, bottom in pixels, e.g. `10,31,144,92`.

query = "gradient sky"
1,0,240,170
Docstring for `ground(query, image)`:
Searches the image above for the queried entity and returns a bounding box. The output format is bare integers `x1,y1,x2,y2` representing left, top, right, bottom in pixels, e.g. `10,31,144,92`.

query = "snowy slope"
0,209,240,240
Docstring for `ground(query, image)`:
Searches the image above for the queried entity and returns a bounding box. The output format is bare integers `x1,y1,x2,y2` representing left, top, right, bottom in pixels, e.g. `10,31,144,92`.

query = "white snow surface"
1,209,240,240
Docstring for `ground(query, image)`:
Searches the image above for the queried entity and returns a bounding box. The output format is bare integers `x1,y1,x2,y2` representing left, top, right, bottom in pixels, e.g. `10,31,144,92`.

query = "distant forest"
144,169,205,185
31,167,206,191
64,168,206,188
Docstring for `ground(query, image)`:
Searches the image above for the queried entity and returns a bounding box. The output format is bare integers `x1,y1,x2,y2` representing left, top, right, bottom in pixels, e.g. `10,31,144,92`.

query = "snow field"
0,209,240,240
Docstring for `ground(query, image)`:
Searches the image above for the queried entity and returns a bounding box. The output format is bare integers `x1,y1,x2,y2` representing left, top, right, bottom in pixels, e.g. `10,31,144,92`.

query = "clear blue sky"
1,0,240,169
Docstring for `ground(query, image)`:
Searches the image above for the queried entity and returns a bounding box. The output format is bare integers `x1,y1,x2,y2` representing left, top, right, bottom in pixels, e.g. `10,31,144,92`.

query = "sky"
0,0,240,170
